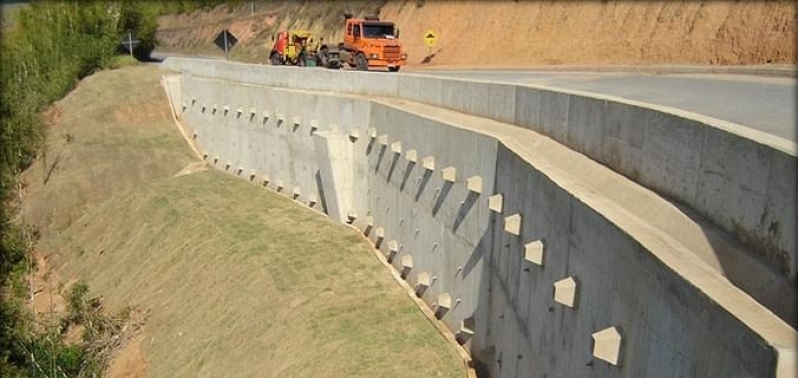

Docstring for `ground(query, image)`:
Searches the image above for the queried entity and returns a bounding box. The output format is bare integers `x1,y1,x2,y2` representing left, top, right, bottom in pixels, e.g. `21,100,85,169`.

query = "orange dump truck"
320,14,406,72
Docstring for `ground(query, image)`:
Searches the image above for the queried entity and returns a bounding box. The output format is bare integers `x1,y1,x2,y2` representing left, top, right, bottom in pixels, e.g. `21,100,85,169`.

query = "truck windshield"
362,23,395,38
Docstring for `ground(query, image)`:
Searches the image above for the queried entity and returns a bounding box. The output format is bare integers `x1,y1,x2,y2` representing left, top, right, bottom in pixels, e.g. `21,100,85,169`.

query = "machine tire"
388,66,400,73
319,47,329,67
355,53,368,71
269,51,281,66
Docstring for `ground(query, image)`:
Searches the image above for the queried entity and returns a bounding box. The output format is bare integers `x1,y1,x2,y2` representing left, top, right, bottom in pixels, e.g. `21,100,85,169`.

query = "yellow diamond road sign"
424,29,437,47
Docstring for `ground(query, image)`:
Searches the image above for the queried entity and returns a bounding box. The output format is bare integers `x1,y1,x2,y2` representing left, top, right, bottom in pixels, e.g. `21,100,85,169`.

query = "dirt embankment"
156,0,795,66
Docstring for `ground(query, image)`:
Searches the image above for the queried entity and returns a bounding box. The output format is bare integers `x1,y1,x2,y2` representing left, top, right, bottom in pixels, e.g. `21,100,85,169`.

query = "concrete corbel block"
348,129,359,140
400,254,413,269
422,156,435,171
292,187,301,199
363,215,374,235
405,149,417,163
524,240,545,266
455,317,476,345
276,113,285,124
236,107,243,117
201,105,207,113
181,102,188,111
310,119,320,131
213,156,219,164
236,166,243,175
292,115,301,126
377,135,389,146
225,161,231,171
435,293,452,319
249,108,257,119
347,209,357,224
308,194,318,207
249,171,256,181
400,254,413,279
192,132,198,140
442,166,457,182
223,105,230,115
554,276,578,308
367,127,377,139
191,97,197,106
275,180,284,192
262,110,270,124
488,194,503,213
374,232,385,249
504,213,522,236
386,240,399,262
262,175,270,187
592,326,622,366
212,104,218,115
466,176,482,194
415,272,431,296
391,141,402,154
202,152,209,160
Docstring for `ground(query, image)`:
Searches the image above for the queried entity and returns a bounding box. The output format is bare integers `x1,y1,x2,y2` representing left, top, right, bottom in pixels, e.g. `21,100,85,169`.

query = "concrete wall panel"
165,61,796,378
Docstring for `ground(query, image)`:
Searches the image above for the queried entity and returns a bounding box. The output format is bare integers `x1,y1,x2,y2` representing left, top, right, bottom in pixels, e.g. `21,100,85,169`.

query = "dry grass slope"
22,63,464,376
18,65,195,237
45,171,464,377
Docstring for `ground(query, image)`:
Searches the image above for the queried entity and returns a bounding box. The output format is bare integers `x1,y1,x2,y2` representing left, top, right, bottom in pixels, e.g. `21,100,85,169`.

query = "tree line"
0,1,223,376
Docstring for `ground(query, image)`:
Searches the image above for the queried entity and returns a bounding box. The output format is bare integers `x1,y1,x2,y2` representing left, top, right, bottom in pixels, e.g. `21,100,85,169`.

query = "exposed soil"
156,1,795,66
106,331,150,378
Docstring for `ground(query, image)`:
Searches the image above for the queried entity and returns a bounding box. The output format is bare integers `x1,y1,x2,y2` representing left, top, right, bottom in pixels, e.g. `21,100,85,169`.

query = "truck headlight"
370,53,379,59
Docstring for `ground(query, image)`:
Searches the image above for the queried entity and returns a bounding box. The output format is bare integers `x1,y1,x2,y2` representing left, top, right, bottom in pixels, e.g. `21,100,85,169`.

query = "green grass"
43,170,464,377
21,63,463,377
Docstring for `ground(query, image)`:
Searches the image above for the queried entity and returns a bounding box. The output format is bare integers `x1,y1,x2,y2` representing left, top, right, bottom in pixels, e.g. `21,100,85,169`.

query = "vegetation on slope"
44,169,464,377
12,56,463,377
2,2,464,376
0,1,169,376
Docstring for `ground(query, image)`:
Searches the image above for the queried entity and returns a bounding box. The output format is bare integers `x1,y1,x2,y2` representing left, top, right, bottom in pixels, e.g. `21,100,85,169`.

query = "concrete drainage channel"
161,59,796,378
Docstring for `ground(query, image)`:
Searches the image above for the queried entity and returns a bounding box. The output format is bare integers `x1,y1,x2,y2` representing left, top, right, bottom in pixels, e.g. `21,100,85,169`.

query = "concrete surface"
162,58,797,282
408,70,797,141
161,59,797,377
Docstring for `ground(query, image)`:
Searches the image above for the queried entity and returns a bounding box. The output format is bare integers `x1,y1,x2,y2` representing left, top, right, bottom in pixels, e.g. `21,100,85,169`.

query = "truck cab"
342,15,406,72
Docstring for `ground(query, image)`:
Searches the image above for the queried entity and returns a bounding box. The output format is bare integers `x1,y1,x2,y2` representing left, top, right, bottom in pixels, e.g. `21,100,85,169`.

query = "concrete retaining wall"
163,61,796,377
164,57,797,281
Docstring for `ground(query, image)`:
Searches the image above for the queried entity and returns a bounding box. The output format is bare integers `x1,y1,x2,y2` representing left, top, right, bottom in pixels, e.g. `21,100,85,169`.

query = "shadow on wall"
460,144,787,378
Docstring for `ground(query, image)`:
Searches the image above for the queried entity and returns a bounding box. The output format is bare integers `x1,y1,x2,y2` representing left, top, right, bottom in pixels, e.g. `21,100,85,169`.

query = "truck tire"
355,53,368,71
318,47,329,67
269,51,281,66
388,66,400,73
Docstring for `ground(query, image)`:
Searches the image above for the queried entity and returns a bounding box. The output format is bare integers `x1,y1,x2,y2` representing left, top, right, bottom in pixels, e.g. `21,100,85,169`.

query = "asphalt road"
407,70,797,142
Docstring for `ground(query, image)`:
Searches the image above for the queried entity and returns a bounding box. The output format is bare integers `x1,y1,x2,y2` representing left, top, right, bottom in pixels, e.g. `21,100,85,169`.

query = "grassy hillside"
44,170,463,377
21,63,464,376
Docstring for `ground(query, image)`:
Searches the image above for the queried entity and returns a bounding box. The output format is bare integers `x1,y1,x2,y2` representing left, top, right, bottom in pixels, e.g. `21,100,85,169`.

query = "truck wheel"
355,53,368,71
269,52,281,66
319,47,329,67
388,66,400,73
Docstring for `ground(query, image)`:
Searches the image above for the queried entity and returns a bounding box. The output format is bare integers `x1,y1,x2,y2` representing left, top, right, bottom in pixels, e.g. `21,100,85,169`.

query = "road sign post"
214,29,239,60
423,29,437,60
120,31,140,58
